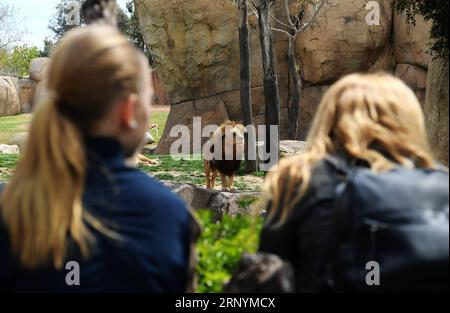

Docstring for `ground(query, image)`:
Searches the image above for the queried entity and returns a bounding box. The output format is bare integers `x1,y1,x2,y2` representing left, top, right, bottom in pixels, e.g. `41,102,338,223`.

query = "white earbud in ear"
130,120,138,129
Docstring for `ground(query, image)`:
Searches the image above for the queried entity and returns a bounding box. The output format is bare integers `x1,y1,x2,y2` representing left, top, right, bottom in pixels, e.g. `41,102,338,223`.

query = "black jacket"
258,157,348,292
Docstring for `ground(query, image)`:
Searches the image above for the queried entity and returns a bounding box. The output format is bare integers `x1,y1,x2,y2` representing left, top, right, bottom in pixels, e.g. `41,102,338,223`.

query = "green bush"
195,209,263,293
0,45,39,78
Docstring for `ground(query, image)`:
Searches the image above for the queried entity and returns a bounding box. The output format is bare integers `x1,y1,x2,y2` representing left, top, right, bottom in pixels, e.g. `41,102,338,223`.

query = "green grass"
0,154,19,180
1,153,264,190
0,114,32,144
149,111,168,144
0,111,264,191
0,112,168,145
139,155,264,190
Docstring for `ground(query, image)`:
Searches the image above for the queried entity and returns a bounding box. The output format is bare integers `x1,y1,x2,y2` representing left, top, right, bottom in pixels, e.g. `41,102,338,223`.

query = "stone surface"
393,12,432,69
135,0,437,151
424,57,449,166
298,85,329,140
165,182,260,218
295,0,393,84
369,42,396,73
395,63,427,105
29,57,50,82
0,144,20,154
152,70,171,106
18,79,36,113
155,95,230,154
279,140,309,157
135,0,263,104
8,132,28,153
221,86,266,121
0,76,20,117
33,81,48,111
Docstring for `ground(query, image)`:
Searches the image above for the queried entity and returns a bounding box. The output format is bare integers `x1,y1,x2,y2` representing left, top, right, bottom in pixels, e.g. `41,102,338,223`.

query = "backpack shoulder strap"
323,155,357,291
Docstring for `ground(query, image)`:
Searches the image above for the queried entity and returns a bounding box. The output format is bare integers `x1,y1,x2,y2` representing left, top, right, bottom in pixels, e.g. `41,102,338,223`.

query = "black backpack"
325,156,449,292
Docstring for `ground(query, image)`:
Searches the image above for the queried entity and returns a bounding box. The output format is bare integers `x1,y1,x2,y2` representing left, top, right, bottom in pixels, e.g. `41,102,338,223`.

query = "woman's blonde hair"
1,25,145,269
262,73,436,226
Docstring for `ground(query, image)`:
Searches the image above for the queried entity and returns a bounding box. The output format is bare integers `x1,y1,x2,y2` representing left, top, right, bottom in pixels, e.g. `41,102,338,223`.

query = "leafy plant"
0,45,39,78
195,209,263,293
394,0,449,58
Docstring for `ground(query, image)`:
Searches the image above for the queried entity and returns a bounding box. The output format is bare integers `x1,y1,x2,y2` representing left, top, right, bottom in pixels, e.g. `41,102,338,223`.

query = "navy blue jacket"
0,137,192,292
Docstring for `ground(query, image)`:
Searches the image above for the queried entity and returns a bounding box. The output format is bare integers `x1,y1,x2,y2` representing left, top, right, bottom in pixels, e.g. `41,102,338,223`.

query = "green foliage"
195,209,263,293
39,38,56,58
394,0,449,58
0,46,40,78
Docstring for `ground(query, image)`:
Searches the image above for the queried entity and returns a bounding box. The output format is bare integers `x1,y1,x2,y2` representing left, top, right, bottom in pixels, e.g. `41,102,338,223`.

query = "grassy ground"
0,112,168,145
0,111,264,191
148,111,168,144
0,154,19,180
0,154,264,191
0,114,32,143
140,155,264,191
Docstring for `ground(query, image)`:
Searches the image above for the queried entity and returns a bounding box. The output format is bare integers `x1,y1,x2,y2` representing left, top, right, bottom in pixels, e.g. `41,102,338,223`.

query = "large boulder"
135,0,292,93
279,140,309,157
0,77,20,117
298,85,329,140
135,0,263,104
29,57,50,82
18,79,36,113
33,81,49,111
393,12,432,69
165,182,260,218
424,57,449,166
0,144,20,154
295,0,393,84
155,95,230,154
395,63,427,105
8,132,28,153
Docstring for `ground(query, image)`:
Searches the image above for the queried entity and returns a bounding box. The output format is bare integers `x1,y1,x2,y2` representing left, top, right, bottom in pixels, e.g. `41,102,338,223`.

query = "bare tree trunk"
239,0,257,173
287,38,302,139
255,0,280,165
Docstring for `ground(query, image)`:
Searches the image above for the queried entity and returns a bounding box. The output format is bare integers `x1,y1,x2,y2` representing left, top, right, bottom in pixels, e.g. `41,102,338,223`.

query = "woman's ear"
119,94,139,129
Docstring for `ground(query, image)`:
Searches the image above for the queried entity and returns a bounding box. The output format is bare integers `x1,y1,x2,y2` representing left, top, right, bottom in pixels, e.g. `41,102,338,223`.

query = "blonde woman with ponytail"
0,25,195,292
257,73,448,292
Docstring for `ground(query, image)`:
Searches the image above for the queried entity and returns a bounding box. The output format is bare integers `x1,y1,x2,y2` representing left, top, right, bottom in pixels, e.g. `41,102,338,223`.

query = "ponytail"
1,97,92,269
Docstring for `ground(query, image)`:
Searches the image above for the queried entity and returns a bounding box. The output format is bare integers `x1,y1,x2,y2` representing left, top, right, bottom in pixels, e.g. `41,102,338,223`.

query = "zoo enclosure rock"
0,77,20,117
295,0,393,84
165,182,260,218
17,79,35,113
29,58,50,82
137,0,440,148
7,132,28,153
0,144,20,154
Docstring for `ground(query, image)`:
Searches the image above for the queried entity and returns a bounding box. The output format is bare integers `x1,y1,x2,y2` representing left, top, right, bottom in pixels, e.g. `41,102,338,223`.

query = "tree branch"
298,0,327,33
271,27,293,39
283,0,295,28
270,13,293,31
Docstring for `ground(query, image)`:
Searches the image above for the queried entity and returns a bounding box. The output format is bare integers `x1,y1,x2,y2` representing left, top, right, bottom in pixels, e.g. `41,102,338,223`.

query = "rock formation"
120,1,445,157
0,76,20,117
424,57,449,165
